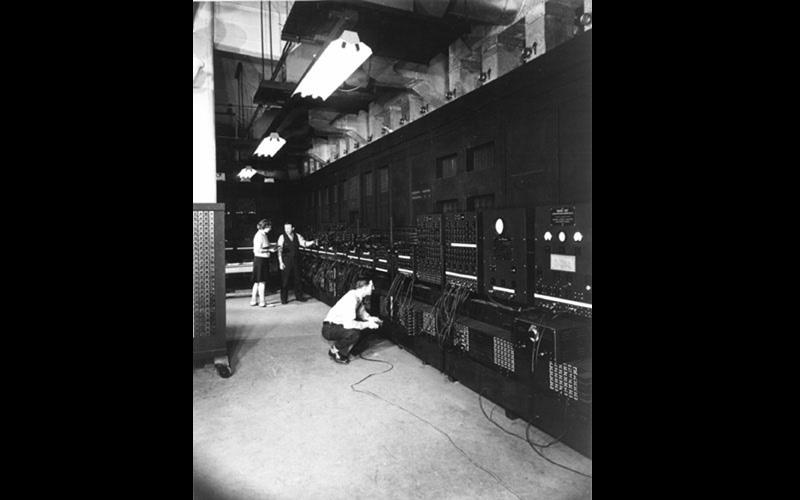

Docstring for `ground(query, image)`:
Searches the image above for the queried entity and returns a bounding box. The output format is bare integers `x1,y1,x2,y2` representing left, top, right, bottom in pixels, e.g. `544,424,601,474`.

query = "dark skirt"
252,257,270,284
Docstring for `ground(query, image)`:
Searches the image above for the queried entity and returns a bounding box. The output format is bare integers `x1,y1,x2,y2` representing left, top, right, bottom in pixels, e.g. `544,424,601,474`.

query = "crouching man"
321,276,383,364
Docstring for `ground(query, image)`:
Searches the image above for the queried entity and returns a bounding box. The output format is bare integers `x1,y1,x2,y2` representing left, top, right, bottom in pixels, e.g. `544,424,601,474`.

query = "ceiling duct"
283,1,472,64
414,0,523,25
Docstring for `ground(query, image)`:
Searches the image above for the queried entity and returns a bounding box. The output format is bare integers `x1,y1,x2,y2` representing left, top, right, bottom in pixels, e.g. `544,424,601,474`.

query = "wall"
219,180,300,248
294,31,592,234
194,2,217,204
213,1,290,62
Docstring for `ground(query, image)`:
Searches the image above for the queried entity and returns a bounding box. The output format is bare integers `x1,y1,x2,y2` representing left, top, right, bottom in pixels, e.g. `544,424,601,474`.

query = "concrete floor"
193,294,592,500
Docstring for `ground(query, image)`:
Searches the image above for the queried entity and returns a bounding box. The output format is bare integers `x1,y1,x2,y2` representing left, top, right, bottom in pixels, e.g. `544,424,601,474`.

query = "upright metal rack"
193,203,232,377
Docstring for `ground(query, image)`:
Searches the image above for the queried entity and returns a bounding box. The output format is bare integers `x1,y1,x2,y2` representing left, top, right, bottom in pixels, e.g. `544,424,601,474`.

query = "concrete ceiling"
208,0,584,175
213,1,290,61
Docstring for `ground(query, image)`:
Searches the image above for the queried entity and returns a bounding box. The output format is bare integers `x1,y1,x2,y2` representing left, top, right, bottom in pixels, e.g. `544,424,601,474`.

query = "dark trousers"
321,322,364,356
280,259,302,303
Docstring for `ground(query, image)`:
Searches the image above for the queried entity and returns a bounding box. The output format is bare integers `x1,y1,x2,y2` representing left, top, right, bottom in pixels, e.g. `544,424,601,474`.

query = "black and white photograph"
193,1,592,498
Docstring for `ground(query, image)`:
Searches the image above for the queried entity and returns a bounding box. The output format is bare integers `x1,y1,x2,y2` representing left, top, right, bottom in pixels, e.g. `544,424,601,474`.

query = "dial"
544,231,553,241
558,231,566,242
573,231,583,242
495,218,504,235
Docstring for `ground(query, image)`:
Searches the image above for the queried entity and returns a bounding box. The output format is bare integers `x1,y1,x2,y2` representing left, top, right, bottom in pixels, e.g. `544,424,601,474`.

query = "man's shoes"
249,301,258,306
259,302,267,307
328,349,350,364
281,300,288,305
296,296,307,302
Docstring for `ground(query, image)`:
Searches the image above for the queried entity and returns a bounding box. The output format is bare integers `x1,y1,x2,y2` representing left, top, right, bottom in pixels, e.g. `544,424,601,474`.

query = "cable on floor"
525,422,592,479
478,391,591,479
478,392,563,448
351,353,523,500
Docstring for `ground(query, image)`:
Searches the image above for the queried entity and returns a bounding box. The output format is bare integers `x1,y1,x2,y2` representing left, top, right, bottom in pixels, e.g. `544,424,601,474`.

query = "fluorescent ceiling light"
292,30,372,101
254,132,286,158
237,166,257,181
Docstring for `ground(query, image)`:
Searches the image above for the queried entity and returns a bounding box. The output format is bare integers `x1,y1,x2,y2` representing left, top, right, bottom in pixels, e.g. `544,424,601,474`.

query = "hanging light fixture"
253,132,286,158
237,166,257,181
292,30,372,101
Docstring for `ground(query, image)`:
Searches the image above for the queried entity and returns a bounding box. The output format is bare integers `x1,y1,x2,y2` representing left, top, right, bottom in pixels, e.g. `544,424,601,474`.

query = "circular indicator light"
573,231,583,242
495,218,504,235
544,231,552,241
558,231,566,242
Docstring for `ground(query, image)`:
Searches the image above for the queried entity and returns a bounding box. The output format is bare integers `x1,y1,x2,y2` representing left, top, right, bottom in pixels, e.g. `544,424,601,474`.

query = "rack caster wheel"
214,356,232,378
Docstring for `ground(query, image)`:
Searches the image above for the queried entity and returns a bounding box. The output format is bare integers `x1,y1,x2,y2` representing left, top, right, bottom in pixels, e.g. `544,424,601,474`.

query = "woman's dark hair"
257,218,272,230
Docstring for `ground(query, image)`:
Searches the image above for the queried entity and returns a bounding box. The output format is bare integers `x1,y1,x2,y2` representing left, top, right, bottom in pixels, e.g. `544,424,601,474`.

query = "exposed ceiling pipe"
270,41,294,81
340,129,367,145
307,153,327,165
260,2,265,80
244,104,265,138
268,0,274,76
281,123,312,140
274,106,308,135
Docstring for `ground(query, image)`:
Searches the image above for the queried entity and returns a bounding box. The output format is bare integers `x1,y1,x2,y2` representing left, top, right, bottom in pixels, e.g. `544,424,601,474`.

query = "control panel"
533,204,592,317
443,212,481,291
480,208,535,304
393,226,417,279
416,214,443,286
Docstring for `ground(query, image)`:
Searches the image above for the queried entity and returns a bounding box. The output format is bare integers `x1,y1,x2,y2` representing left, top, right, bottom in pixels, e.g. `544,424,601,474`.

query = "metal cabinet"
193,203,231,377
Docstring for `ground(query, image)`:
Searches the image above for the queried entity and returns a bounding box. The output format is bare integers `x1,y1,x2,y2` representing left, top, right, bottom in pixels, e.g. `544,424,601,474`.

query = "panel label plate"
551,206,576,226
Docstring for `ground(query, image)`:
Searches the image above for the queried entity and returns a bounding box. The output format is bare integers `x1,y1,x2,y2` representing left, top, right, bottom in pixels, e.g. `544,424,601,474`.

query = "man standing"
321,277,383,364
277,222,317,304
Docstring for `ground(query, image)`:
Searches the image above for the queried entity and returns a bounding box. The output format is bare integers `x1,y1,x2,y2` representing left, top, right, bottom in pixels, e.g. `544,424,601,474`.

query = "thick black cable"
478,391,559,448
478,392,590,479
351,354,523,500
525,423,592,479
478,329,592,480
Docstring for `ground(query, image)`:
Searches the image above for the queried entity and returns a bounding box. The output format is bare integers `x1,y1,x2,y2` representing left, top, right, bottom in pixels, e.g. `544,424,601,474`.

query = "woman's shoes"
259,302,267,307
250,300,258,306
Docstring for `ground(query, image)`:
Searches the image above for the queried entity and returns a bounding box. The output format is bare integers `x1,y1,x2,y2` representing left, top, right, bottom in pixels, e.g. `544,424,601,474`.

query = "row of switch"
542,230,585,243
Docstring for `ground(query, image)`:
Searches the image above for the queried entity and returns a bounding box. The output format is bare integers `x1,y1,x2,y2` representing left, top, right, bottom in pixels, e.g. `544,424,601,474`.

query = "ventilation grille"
549,361,579,401
493,336,515,372
193,211,216,339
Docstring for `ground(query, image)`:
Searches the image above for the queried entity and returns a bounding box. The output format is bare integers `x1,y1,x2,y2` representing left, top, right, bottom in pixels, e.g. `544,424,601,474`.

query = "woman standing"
250,219,275,307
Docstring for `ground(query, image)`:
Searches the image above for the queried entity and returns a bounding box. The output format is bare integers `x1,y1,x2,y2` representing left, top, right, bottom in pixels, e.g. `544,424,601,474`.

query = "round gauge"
544,231,552,241
573,231,583,242
558,231,566,242
494,218,504,235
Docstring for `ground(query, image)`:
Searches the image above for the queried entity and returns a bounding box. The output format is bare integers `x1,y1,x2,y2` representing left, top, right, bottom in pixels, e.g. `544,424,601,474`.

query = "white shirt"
277,232,312,248
323,290,377,329
253,231,272,258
